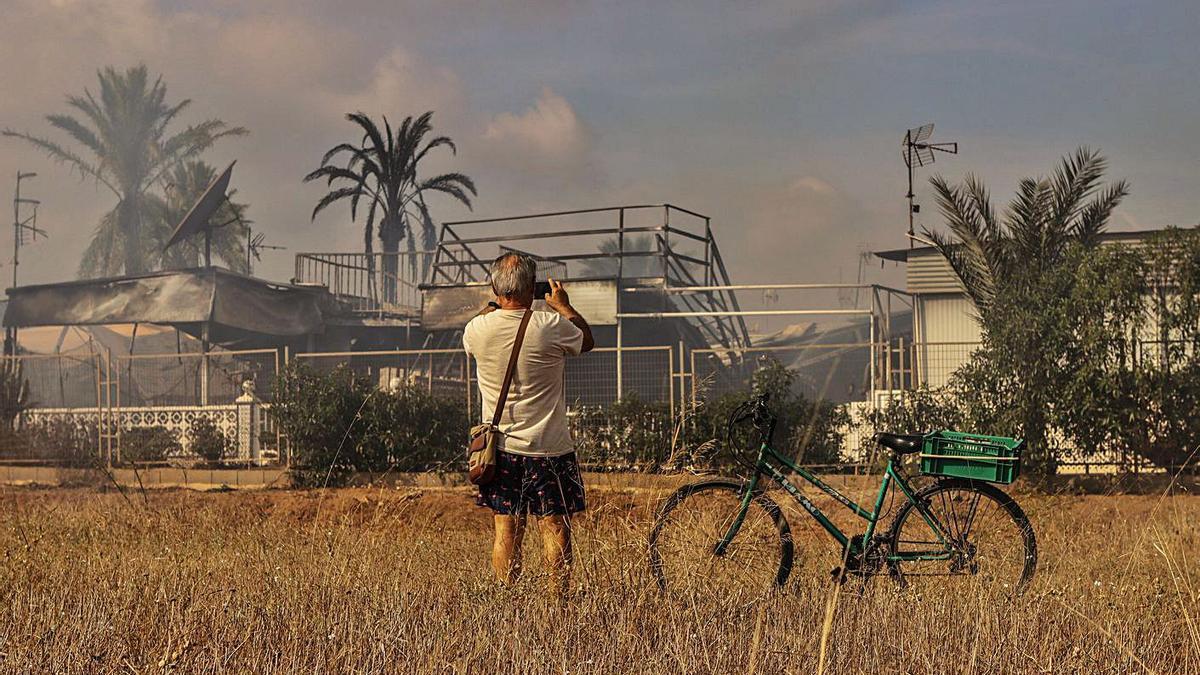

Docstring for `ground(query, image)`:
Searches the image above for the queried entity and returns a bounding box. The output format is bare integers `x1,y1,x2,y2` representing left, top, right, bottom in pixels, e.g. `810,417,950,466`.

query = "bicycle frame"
715,440,956,563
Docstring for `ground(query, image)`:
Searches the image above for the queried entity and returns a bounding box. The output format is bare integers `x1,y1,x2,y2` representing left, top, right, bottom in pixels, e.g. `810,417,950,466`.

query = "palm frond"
45,114,106,160
1074,179,1129,246
924,226,997,311
928,174,1002,310
2,129,120,195
415,135,456,165
311,186,363,221
347,112,387,168
418,172,477,209
77,207,123,278
363,197,378,254
1049,146,1106,231
317,142,360,168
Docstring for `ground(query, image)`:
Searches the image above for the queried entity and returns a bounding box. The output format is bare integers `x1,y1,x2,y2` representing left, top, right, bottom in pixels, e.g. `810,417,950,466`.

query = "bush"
0,360,30,434
854,387,964,466
187,417,229,463
357,382,468,472
572,396,675,470
25,418,102,467
121,426,179,464
270,364,373,487
572,361,851,473
270,363,470,486
691,360,849,470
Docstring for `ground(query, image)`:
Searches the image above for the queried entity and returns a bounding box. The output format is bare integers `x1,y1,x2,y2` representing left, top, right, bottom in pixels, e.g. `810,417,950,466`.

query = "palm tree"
923,147,1129,314
149,161,250,273
924,147,1129,469
305,111,476,301
3,65,246,277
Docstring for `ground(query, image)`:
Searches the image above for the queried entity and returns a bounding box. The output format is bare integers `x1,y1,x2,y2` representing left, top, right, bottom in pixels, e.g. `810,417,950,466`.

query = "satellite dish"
164,161,236,261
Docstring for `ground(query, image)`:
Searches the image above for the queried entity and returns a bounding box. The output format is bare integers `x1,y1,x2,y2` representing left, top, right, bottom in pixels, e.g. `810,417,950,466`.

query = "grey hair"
490,252,537,297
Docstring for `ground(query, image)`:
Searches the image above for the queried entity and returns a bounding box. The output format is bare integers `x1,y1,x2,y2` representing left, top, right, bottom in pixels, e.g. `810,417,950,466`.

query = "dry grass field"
0,476,1196,673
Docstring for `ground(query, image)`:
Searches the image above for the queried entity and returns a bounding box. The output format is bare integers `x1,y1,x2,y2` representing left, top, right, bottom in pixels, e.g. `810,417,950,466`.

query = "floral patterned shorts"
476,451,586,516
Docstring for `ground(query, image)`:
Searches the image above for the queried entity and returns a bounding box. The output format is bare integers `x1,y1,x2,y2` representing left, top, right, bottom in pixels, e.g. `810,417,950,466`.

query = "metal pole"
624,282,894,292
617,208,625,280
678,339,686,415
906,133,915,248
667,346,675,421
465,353,473,420
13,171,20,290
704,218,711,286
885,292,893,392
662,205,670,282
616,318,623,402
616,309,870,318
616,208,624,402
869,313,876,407
201,323,210,406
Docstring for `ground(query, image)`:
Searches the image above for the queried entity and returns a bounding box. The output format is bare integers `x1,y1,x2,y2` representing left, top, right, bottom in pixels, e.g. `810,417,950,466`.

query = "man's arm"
544,279,594,353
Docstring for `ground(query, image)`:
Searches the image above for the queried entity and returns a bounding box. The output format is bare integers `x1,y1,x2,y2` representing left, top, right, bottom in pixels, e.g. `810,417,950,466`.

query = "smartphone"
534,280,552,298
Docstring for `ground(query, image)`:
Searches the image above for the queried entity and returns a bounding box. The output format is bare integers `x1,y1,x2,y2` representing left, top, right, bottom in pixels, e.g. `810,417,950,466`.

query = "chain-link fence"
0,349,285,468
0,340,953,473
113,349,280,406
0,353,106,466
293,348,475,417
690,343,873,407
565,347,673,408
910,342,979,389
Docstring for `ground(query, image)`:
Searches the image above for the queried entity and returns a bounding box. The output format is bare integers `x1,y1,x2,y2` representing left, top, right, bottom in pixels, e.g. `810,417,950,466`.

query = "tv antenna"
902,123,957,247
12,171,48,289
246,227,285,275
164,161,242,267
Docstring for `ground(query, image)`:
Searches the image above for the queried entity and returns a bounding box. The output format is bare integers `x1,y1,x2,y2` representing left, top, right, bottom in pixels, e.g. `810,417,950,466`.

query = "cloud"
789,176,837,196
483,87,590,163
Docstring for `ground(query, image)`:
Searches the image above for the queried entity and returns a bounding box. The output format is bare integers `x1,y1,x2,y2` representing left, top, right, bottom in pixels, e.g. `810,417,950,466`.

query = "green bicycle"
648,393,1038,596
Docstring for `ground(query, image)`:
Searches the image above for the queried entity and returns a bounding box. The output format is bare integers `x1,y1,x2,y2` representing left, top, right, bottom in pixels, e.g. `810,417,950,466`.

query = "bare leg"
538,514,573,599
492,514,526,583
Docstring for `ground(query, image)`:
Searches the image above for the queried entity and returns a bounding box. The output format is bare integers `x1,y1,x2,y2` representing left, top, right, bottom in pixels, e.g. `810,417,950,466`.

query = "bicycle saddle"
875,432,924,455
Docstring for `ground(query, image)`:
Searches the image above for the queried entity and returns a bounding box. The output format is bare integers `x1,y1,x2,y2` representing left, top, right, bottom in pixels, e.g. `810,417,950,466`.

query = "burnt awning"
3,268,341,348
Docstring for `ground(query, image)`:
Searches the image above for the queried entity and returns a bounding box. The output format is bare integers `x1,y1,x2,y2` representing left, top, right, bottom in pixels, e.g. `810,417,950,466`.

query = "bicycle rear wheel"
649,480,793,598
888,479,1037,596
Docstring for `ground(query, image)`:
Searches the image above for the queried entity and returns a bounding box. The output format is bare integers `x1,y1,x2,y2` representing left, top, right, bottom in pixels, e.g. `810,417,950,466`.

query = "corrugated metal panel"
907,250,965,293
915,295,981,388
918,295,981,344
906,233,1163,294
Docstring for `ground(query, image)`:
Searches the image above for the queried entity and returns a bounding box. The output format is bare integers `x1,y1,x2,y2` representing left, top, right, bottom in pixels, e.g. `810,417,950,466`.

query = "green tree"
150,160,250,273
924,147,1129,471
2,65,246,277
304,111,476,296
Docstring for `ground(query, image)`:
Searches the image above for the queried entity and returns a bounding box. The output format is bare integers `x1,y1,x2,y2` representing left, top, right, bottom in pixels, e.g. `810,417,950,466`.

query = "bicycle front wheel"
888,479,1037,596
648,480,793,598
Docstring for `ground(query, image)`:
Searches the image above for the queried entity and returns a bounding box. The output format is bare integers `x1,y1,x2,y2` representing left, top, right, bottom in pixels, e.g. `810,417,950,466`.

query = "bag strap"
491,308,532,428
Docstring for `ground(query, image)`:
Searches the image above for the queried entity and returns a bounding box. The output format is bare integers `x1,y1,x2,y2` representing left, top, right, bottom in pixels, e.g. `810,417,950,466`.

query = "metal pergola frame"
432,204,752,354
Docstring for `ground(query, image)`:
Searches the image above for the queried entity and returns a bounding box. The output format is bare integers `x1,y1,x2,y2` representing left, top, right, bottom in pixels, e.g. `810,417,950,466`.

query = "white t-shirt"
463,308,584,457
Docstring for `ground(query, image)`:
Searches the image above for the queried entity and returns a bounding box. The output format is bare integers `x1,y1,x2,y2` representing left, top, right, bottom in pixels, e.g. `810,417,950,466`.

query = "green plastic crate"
919,430,1023,484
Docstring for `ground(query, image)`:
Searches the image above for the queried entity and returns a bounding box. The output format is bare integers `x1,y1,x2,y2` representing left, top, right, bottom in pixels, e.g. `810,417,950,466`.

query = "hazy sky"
1,0,1198,292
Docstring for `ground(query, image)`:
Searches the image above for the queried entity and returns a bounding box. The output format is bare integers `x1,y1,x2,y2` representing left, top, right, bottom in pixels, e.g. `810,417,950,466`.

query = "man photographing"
463,253,594,597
